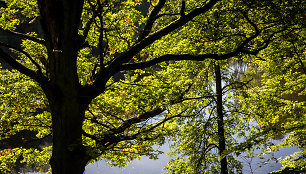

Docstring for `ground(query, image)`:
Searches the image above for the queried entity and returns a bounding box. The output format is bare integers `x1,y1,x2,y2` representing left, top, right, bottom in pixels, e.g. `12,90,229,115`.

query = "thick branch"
85,0,220,98
107,0,219,71
0,28,45,45
118,12,263,71
0,48,48,85
0,42,43,73
83,108,164,145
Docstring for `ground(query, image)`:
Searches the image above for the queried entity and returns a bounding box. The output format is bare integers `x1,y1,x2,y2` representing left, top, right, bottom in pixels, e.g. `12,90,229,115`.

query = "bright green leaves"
77,47,97,85
0,146,51,173
80,58,216,165
0,0,38,30
0,67,51,173
0,68,49,132
19,38,48,72
0,0,305,173
271,151,306,174
233,10,306,171
164,59,247,174
20,146,52,173
0,148,21,173
79,0,146,66
100,140,162,167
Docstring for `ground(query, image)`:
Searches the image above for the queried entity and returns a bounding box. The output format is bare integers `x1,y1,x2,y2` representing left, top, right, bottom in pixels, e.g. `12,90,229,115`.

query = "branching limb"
120,113,194,142
82,130,100,142
221,78,253,91
117,53,238,71
196,143,218,169
86,109,111,129
291,40,306,74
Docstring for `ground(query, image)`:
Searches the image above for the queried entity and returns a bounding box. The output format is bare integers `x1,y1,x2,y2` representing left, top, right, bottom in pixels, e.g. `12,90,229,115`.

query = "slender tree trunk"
215,63,228,174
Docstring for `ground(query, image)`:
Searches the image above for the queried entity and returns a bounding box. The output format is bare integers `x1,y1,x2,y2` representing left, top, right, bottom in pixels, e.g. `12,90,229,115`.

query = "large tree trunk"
215,63,228,174
49,95,89,174
37,0,87,173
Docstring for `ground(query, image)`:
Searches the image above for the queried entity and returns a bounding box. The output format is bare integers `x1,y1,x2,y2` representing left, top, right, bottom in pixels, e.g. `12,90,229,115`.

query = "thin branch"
82,130,101,142
117,53,239,71
180,0,186,17
81,0,101,41
108,107,164,135
86,110,111,129
102,96,213,144
97,4,105,70
137,0,166,41
120,81,171,89
241,11,259,34
291,41,306,74
111,22,131,48
119,113,194,142
178,95,216,103
221,78,253,91
196,143,218,169
156,13,180,19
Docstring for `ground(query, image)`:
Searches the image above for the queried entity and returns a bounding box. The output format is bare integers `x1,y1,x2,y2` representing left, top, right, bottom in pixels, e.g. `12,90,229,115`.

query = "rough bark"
37,0,88,173
215,63,228,174
46,75,90,173
48,95,89,174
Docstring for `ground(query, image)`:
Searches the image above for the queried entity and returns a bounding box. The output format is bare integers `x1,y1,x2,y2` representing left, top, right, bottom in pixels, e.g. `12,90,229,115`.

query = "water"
27,143,300,174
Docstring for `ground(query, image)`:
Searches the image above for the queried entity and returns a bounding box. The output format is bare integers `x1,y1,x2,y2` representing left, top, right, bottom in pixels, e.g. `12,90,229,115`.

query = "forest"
0,0,305,174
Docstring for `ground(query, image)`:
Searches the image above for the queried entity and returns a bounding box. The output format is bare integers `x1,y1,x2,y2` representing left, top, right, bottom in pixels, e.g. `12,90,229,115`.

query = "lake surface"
28,144,300,174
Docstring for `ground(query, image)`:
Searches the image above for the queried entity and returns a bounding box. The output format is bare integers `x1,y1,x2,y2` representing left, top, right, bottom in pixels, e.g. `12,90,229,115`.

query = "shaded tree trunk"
37,0,89,173
49,95,89,174
215,63,228,174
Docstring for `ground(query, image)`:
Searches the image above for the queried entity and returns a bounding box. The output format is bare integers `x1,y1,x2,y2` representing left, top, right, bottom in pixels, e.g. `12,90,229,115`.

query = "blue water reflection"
28,144,300,174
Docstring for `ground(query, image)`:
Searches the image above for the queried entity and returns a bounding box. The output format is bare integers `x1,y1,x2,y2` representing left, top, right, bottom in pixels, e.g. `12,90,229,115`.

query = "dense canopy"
0,0,305,173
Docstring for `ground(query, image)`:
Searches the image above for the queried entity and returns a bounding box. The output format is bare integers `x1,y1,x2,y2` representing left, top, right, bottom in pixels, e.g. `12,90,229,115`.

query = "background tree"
164,60,251,174
164,0,305,173
0,0,304,174
235,25,306,173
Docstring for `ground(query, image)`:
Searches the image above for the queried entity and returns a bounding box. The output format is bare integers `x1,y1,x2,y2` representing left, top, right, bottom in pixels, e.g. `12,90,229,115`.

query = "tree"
215,63,228,174
0,0,304,173
164,60,249,174
166,0,305,173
